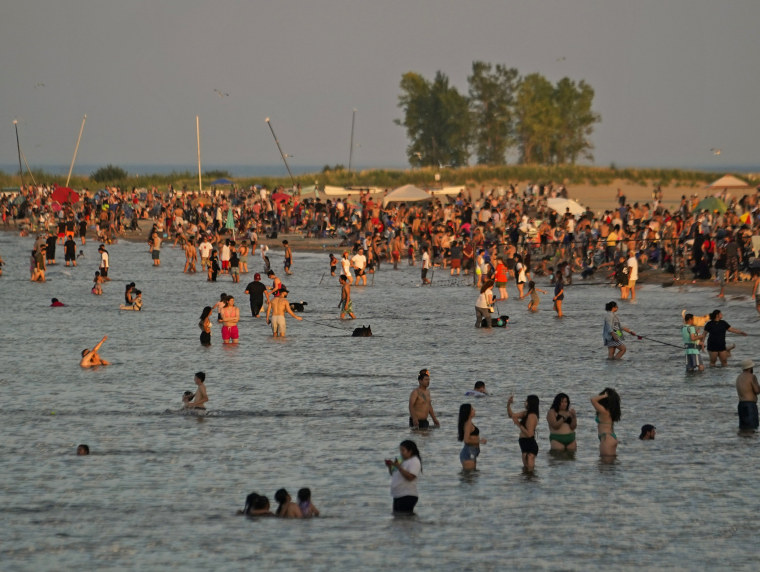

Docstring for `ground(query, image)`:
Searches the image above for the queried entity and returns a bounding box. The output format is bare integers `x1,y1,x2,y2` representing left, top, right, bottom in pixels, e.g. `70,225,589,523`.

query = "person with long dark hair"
387,440,422,514
457,404,487,470
553,272,565,318
546,393,577,452
507,394,539,471
199,306,212,346
274,488,302,518
591,388,621,457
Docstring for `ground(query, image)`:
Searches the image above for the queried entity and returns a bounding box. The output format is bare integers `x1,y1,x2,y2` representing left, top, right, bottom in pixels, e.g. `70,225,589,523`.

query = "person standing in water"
507,394,539,472
458,403,486,470
736,360,760,431
220,296,240,344
409,370,440,429
387,439,422,515
546,393,577,452
591,388,621,458
199,306,212,346
603,301,636,360
266,288,302,337
339,274,356,320
552,272,565,318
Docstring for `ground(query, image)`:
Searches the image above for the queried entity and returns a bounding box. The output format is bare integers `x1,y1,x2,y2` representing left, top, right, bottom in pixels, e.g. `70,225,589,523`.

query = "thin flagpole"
66,114,86,187
196,115,202,192
265,117,295,187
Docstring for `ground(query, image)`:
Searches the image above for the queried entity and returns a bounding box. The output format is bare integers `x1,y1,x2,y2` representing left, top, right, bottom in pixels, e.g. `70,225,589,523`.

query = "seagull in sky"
214,89,230,97
34,82,45,88
710,148,722,156
556,57,566,62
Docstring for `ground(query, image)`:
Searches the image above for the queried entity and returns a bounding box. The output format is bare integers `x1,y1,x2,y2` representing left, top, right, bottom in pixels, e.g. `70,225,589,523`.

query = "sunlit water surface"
1,232,759,571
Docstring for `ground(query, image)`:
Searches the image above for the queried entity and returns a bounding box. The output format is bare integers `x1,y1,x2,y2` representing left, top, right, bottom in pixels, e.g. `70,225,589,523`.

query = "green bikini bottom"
549,432,576,446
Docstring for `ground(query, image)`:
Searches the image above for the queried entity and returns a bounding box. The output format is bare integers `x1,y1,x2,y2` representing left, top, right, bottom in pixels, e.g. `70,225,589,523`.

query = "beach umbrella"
694,196,727,214
52,186,79,203
740,212,752,224
51,202,62,212
211,178,234,185
12,194,26,206
546,197,585,217
705,175,751,190
271,191,291,203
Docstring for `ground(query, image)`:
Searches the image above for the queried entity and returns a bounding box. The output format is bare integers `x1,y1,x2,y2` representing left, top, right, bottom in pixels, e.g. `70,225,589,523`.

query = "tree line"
395,61,600,168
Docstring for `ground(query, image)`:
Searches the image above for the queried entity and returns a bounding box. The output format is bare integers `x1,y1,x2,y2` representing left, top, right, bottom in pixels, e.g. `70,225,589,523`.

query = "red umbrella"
51,186,80,203
271,191,291,203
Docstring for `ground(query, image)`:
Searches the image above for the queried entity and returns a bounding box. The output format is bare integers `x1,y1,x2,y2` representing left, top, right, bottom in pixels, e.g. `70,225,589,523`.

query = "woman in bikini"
591,388,621,458
547,393,577,452
457,403,487,471
507,394,539,472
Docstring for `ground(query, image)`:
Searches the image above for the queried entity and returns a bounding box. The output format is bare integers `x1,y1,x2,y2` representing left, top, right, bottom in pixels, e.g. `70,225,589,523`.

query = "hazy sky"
2,0,759,174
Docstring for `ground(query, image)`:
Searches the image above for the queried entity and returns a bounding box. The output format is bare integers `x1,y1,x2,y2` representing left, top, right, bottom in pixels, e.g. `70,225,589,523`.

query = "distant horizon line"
1,162,758,177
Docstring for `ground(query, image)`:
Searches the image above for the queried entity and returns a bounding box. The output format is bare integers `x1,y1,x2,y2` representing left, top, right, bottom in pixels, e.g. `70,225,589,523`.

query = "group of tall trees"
395,61,600,168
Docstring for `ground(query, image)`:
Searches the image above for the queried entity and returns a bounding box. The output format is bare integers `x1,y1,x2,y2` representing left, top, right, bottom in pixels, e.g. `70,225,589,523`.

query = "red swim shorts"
221,325,239,341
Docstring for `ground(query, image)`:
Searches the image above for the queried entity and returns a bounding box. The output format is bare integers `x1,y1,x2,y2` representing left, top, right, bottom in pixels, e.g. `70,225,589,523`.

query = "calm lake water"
1,231,759,571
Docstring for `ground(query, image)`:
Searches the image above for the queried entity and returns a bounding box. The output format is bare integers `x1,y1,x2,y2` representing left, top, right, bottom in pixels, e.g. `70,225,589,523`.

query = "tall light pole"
348,108,357,173
265,117,296,187
13,120,23,187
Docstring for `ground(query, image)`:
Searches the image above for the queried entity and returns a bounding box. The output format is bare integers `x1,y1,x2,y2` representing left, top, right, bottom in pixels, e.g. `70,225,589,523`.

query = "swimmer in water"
185,372,208,410
80,336,111,368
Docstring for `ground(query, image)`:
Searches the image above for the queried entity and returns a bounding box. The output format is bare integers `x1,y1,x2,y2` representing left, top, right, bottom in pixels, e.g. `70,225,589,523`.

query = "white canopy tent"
546,197,586,217
705,175,752,189
382,184,431,207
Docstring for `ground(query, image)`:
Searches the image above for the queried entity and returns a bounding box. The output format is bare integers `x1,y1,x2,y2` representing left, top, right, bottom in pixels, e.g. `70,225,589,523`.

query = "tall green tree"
395,71,471,168
514,73,557,164
468,61,519,165
553,78,600,164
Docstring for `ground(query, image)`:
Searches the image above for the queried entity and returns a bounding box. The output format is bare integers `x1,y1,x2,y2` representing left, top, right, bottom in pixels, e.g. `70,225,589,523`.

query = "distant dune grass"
1,164,755,193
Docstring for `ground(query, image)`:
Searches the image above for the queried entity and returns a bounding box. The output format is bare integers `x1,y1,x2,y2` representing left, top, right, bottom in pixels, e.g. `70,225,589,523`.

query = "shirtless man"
186,372,209,410
339,274,356,319
80,335,111,368
736,360,760,430
266,288,302,337
184,238,197,273
220,296,240,344
267,269,282,295
283,239,293,275
408,369,440,429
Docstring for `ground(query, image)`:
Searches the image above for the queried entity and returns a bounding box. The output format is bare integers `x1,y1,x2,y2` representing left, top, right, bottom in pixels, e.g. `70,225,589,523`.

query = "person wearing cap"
244,272,269,318
266,288,302,337
736,360,760,430
681,313,706,373
639,424,656,440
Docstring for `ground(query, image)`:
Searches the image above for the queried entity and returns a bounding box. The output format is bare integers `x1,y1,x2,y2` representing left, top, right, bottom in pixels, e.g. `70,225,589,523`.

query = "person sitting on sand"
80,336,111,368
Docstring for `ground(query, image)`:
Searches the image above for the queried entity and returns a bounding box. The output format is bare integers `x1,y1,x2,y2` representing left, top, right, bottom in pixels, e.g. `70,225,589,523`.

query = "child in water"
297,488,320,517
527,281,546,312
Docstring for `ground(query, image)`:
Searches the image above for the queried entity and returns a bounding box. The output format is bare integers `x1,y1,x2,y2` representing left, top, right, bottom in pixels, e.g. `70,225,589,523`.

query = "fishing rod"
635,334,683,349
300,315,354,332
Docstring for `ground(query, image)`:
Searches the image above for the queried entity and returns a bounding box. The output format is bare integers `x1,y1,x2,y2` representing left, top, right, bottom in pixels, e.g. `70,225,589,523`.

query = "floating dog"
481,315,510,328
289,301,308,312
352,325,373,337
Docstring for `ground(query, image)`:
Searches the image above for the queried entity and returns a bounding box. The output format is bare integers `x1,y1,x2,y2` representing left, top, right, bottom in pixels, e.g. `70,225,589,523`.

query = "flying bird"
710,148,722,156
34,82,45,88
214,89,230,97
556,57,566,62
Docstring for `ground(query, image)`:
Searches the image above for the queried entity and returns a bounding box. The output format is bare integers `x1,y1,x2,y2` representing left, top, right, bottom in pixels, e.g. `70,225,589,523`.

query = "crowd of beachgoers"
3,180,760,288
